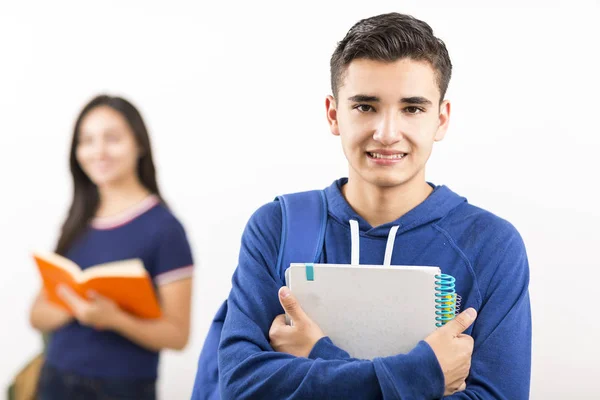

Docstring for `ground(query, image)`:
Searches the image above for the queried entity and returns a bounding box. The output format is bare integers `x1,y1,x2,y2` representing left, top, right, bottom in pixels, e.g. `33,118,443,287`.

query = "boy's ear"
326,95,340,136
434,100,451,142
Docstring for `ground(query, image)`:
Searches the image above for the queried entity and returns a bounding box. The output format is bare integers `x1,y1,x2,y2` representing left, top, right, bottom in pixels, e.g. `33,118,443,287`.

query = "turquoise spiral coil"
435,274,457,327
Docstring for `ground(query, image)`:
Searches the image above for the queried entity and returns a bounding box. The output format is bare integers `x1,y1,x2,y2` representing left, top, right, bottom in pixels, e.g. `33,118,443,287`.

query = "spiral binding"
435,274,457,327
454,293,462,315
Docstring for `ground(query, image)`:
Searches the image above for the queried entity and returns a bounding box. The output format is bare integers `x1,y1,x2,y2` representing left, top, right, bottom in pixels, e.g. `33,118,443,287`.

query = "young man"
214,12,531,399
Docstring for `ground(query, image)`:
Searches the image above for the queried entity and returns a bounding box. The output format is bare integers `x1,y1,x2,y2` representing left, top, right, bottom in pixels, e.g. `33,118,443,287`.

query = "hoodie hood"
324,178,467,266
325,177,467,238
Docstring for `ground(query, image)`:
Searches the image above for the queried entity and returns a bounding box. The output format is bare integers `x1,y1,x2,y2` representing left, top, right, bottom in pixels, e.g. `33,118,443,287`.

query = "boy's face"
326,58,450,190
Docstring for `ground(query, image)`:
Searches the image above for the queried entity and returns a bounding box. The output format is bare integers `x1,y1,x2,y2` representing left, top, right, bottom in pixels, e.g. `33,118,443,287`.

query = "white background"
1,1,599,399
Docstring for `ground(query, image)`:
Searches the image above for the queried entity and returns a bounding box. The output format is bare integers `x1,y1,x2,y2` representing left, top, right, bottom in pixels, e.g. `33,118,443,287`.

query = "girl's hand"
57,284,122,330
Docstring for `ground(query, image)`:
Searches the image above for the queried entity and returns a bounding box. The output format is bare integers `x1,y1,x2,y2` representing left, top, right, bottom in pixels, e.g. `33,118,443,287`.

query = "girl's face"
76,106,141,188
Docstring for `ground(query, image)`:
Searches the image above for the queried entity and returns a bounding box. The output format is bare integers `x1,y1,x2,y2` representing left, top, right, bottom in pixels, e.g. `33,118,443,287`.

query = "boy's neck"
342,175,433,228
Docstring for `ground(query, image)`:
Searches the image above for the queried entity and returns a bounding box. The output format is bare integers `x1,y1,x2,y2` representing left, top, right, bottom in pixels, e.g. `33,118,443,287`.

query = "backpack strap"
191,189,328,400
274,190,328,282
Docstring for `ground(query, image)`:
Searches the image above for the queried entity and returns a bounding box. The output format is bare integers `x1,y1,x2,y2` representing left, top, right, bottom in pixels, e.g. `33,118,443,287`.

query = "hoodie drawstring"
349,220,360,265
383,225,400,266
349,220,400,266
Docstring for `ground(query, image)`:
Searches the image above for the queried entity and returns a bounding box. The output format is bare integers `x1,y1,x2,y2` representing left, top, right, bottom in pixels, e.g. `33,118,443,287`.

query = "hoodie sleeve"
308,336,351,360
306,226,533,400
218,202,446,400
444,225,532,399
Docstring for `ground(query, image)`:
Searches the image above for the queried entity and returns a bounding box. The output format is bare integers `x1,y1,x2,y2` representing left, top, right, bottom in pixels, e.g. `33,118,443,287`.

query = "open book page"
33,252,161,319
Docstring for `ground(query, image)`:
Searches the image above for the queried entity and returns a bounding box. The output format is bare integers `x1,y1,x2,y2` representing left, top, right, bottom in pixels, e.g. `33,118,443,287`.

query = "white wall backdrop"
1,1,598,399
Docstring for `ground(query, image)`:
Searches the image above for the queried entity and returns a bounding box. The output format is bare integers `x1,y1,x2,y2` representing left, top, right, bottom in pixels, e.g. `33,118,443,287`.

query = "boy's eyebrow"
401,96,433,106
348,94,433,106
348,94,379,102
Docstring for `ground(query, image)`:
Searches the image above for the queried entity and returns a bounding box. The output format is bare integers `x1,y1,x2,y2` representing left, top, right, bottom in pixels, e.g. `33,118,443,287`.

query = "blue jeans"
37,363,156,400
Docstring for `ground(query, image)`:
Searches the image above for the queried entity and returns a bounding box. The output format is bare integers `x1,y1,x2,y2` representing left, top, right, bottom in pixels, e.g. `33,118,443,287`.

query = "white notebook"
284,263,456,360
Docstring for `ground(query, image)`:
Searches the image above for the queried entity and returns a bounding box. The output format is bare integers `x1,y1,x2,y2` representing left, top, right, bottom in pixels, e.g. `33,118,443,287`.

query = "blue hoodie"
218,178,531,399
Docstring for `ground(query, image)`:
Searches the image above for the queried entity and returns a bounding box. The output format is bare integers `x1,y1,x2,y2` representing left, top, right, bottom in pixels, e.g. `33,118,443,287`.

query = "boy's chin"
362,173,413,189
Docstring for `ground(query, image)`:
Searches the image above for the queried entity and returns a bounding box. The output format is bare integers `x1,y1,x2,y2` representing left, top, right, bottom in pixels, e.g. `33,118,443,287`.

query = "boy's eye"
354,104,375,113
404,106,424,114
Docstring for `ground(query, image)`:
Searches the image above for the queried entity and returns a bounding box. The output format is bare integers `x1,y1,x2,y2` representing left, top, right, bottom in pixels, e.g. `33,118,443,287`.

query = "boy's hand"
269,286,325,357
425,308,477,396
269,285,476,395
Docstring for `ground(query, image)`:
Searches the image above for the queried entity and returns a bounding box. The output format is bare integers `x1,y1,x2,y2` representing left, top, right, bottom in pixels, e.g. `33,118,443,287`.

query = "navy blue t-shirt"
46,195,194,379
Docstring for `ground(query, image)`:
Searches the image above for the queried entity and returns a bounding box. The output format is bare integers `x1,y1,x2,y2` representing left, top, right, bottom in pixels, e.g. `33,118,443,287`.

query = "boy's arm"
444,229,532,399
217,202,445,400
301,228,532,399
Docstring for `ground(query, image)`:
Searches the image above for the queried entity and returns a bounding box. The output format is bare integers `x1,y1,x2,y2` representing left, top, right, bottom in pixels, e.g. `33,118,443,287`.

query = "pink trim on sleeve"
154,265,194,286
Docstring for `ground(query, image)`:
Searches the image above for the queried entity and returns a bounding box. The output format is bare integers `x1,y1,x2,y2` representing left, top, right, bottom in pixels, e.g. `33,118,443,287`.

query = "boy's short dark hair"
330,12,452,102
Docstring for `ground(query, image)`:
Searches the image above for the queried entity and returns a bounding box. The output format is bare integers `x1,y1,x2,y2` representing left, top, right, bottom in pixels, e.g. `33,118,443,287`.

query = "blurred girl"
29,94,194,400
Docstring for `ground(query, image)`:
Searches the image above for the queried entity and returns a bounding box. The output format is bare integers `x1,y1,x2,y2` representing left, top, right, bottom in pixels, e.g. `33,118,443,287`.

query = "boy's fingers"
278,287,308,325
441,308,477,336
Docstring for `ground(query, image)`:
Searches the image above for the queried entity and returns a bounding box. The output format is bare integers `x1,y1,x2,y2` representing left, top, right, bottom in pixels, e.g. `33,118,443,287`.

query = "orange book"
33,251,161,319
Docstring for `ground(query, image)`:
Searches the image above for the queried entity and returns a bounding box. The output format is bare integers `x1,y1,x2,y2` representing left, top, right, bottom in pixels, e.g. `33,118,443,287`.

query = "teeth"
369,152,405,159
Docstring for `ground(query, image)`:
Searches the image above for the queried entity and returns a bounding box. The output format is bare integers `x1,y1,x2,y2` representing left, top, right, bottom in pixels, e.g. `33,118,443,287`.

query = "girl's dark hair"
330,12,452,102
55,95,163,255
